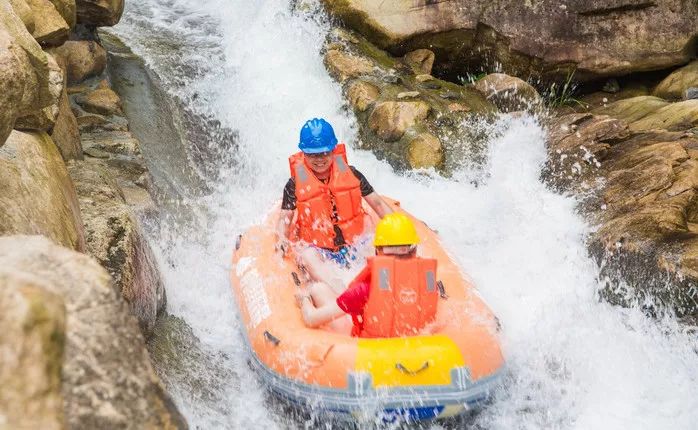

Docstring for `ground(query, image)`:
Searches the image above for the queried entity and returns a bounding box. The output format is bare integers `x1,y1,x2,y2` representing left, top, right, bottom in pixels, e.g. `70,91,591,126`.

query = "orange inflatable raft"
230,198,505,421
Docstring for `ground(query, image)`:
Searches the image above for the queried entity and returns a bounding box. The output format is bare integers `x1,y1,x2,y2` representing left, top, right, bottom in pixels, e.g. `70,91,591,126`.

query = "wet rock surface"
68,158,165,335
546,113,698,318
50,39,107,84
325,28,495,171
0,235,186,430
653,61,698,101
0,130,85,250
473,73,543,113
320,0,698,82
0,269,66,430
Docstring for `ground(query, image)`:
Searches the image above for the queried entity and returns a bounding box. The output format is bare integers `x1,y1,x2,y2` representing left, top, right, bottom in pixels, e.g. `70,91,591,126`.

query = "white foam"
112,1,698,428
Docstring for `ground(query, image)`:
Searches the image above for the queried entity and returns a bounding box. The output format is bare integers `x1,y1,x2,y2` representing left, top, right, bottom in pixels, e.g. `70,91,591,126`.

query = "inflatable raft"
230,199,505,422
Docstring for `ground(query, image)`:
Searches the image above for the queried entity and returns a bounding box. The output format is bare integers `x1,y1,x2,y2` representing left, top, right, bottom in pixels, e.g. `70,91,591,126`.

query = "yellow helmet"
374,213,420,247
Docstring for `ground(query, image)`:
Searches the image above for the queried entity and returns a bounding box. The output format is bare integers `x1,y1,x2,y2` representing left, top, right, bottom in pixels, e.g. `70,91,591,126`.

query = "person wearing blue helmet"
276,118,393,292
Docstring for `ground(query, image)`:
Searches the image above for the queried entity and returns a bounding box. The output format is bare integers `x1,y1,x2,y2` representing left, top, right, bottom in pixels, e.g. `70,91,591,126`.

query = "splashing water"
110,0,698,428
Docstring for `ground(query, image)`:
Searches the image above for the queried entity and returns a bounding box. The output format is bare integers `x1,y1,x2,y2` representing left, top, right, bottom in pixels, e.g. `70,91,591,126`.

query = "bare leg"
306,282,349,332
308,281,339,306
297,246,344,294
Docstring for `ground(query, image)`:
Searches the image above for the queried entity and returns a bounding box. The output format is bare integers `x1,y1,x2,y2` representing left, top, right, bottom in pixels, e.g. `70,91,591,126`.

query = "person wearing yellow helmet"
296,213,439,338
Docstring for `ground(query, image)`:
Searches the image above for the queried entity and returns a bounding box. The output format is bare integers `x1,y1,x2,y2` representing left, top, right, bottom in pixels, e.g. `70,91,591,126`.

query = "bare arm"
299,297,345,328
275,209,294,253
364,192,394,219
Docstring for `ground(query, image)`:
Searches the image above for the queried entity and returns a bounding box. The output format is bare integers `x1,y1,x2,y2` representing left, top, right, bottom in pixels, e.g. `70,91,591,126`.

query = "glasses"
305,151,332,159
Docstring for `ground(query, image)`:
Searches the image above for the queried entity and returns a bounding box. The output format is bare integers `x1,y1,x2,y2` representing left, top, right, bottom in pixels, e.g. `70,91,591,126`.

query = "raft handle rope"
235,234,242,251
437,280,448,299
291,272,301,287
395,361,430,376
264,331,281,346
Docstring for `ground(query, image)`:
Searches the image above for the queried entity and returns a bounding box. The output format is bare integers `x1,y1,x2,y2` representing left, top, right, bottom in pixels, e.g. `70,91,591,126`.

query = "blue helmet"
298,118,338,153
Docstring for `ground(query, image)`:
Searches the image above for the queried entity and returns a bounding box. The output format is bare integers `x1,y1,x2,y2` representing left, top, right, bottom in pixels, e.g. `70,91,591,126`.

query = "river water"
109,1,698,428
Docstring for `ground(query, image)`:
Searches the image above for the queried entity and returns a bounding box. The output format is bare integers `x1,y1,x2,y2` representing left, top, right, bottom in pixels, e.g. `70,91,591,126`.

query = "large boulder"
0,130,85,250
593,96,698,132
67,160,166,335
653,61,698,101
320,0,698,82
628,100,698,132
7,0,34,32
0,235,187,429
15,52,63,131
545,113,698,319
50,39,106,84
75,0,123,27
25,0,69,46
0,0,53,144
473,73,542,112
0,270,66,430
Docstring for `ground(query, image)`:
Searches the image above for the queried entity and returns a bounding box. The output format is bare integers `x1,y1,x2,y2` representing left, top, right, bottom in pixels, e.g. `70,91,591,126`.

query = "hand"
294,291,312,308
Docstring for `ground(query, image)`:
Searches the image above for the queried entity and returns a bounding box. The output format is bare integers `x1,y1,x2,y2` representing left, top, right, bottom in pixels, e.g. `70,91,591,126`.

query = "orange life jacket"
358,255,438,338
288,144,365,250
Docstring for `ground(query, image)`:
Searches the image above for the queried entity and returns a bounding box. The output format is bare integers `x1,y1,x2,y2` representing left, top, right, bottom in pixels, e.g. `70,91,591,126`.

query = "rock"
51,85,82,159
345,79,380,112
474,73,542,112
82,146,109,158
81,130,140,156
687,88,698,101
0,0,53,144
368,101,430,142
75,111,130,133
25,0,69,46
49,53,81,160
47,0,75,29
546,114,698,318
0,235,187,429
408,132,443,169
602,78,620,94
0,130,85,250
320,0,698,82
653,61,698,101
15,52,63,131
67,161,165,335
0,271,66,430
50,40,106,84
629,100,698,132
593,96,670,124
74,86,122,116
8,0,34,32
324,48,374,82
75,0,124,26
324,28,495,172
397,91,420,99
403,49,434,75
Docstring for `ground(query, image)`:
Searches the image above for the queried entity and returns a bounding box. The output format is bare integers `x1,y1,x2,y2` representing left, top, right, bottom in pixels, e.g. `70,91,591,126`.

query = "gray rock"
686,87,698,100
